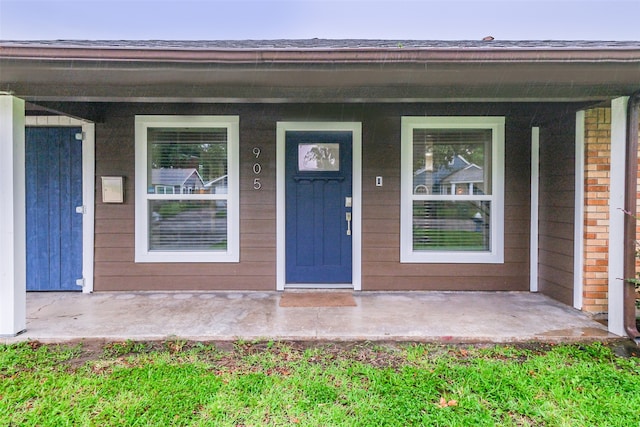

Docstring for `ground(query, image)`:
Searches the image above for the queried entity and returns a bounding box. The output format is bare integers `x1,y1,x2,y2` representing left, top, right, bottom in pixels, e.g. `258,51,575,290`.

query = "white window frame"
135,115,239,263
400,116,505,264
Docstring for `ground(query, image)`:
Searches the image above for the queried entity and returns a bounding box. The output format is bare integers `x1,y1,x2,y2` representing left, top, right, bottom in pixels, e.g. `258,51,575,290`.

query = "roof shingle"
2,39,640,50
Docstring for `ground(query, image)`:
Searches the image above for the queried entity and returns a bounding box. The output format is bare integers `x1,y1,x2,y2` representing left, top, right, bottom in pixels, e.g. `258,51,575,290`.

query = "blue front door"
285,131,353,284
25,127,83,291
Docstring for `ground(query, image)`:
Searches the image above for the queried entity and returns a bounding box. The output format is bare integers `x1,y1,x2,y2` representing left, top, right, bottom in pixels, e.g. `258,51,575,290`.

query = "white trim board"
400,116,505,264
608,97,629,336
276,122,362,291
134,115,240,263
25,116,95,294
573,112,585,309
0,95,26,336
530,127,540,292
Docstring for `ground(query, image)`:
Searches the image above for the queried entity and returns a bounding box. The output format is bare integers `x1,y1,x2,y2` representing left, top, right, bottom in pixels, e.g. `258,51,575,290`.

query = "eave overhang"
2,41,639,103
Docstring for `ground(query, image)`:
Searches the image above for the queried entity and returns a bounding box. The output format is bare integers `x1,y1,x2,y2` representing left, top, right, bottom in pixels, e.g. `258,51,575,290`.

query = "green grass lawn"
2,340,639,426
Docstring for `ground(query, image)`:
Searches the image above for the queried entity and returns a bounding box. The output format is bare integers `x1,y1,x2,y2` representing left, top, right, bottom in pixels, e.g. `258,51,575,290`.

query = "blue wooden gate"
25,127,83,291
285,131,353,284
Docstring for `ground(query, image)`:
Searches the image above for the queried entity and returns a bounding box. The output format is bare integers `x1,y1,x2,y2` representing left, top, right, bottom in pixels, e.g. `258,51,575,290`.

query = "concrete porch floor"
2,291,618,344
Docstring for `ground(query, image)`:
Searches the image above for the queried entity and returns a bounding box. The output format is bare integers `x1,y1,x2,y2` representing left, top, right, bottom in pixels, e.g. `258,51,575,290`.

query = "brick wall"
582,107,640,314
582,107,611,314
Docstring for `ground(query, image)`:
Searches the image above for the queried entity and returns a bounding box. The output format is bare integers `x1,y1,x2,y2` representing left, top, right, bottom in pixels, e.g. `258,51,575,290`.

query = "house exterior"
151,168,206,195
1,40,639,340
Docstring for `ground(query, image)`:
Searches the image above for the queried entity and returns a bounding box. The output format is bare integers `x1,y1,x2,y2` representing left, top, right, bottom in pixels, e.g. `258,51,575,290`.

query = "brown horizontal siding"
537,115,576,305
362,233,400,248
95,233,132,248
240,219,276,234
240,234,276,248
361,203,398,220
506,232,532,249
94,247,134,262
364,276,526,291
95,219,134,234
363,248,400,263
538,279,573,303
538,236,574,255
94,262,275,277
539,251,574,272
359,116,533,292
363,262,528,277
539,207,574,222
69,102,586,292
538,191,576,208
91,103,277,291
242,204,276,219
538,265,573,290
504,248,529,263
240,248,276,262
362,219,398,234
95,204,134,219
539,221,575,240
94,276,272,291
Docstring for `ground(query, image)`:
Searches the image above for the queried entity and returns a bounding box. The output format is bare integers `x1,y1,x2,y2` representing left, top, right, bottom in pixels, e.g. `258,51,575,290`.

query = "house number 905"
253,147,262,190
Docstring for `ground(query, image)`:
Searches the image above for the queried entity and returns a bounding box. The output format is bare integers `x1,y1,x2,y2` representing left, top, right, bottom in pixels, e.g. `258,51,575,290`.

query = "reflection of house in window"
414,155,483,195
442,161,484,195
151,168,205,194
204,174,228,194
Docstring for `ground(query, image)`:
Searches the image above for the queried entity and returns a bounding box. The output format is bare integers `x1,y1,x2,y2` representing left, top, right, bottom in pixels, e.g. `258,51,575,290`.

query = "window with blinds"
135,116,239,263
401,117,505,264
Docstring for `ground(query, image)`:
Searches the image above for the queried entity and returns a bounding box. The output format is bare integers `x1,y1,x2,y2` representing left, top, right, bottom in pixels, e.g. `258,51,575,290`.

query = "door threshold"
284,283,354,290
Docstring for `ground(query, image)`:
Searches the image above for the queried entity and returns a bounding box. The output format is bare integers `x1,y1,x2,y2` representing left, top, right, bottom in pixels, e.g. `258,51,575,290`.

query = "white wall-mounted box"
101,176,124,203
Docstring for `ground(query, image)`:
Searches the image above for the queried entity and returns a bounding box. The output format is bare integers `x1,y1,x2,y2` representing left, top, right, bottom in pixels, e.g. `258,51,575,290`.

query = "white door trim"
25,116,95,293
276,122,362,291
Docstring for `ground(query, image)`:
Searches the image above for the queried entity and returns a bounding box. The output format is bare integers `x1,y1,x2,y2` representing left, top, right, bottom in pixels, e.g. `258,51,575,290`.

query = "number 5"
253,178,262,190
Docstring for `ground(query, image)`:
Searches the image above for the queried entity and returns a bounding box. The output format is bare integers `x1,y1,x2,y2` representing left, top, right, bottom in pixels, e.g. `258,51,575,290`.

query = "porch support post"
608,96,629,336
573,112,585,309
0,94,26,337
530,127,540,292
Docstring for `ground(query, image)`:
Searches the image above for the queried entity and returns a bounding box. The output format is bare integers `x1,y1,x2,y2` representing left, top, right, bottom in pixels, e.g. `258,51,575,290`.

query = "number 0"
253,163,262,174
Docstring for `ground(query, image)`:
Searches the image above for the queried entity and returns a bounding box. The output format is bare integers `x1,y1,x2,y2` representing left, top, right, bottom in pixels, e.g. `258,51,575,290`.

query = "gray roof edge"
2,39,640,50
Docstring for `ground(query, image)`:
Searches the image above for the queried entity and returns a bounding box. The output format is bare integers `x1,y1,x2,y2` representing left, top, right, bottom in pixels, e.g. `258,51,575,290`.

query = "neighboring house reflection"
151,168,205,194
414,155,484,195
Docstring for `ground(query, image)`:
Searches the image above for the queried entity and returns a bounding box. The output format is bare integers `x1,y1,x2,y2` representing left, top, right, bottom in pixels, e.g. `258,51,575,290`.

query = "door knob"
346,212,352,236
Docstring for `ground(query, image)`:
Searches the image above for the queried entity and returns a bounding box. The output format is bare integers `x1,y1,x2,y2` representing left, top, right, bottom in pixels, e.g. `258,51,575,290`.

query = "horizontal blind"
149,200,227,251
412,128,492,251
413,200,491,251
148,128,228,194
147,127,229,251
